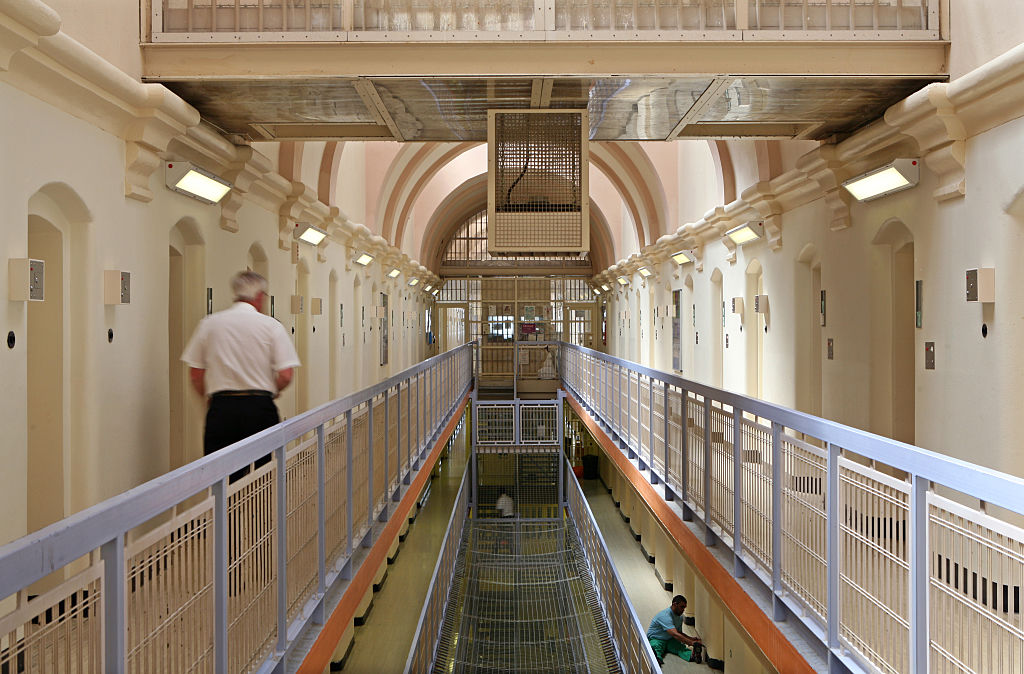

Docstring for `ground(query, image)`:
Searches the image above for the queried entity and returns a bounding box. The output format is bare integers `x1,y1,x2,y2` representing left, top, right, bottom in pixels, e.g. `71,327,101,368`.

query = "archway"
24,183,91,592
795,244,823,418
169,218,206,470
709,268,724,388
682,273,695,376
295,259,311,414
329,269,339,400
352,275,363,392
871,220,915,445
745,259,764,399
247,242,270,314
27,216,64,541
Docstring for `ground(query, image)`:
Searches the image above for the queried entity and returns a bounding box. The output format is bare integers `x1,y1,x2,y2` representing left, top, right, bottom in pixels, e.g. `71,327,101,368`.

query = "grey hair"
231,271,268,302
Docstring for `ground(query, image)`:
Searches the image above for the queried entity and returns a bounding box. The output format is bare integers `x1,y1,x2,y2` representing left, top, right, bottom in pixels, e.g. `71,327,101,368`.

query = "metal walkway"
433,519,619,674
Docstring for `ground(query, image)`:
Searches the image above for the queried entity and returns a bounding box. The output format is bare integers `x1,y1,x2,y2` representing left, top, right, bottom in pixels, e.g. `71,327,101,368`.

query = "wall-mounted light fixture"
671,250,697,265
616,276,629,286
725,221,764,245
294,223,327,245
354,253,374,266
387,268,401,278
600,284,611,292
637,267,652,278
424,285,433,292
165,161,232,204
842,159,919,201
408,278,419,287
593,287,601,295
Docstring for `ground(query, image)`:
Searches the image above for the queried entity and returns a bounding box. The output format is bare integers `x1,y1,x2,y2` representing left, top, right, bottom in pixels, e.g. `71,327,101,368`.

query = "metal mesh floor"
433,519,619,674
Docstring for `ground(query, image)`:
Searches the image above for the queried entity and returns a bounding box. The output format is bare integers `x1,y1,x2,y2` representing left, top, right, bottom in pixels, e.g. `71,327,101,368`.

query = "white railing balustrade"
149,0,939,40
0,343,474,674
559,342,1024,674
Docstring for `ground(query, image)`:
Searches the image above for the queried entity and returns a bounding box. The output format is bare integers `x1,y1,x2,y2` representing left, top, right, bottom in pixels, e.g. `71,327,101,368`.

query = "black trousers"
204,393,279,482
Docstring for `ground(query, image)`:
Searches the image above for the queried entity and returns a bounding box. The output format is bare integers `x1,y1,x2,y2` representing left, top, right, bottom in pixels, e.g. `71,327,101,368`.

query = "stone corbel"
742,182,784,251
220,146,273,232
884,83,966,202
687,243,705,274
277,182,318,251
704,207,739,264
796,146,852,231
0,0,60,71
124,85,201,202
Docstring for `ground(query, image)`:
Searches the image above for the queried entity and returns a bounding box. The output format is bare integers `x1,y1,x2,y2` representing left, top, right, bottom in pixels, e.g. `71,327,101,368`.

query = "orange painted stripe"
297,395,470,674
566,393,815,674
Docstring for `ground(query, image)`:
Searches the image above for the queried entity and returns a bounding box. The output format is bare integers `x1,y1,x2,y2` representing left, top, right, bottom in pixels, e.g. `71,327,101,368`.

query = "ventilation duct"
487,110,589,254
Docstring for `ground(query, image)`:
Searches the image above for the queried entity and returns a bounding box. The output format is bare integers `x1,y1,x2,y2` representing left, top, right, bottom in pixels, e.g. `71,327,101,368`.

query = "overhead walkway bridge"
2,341,1024,673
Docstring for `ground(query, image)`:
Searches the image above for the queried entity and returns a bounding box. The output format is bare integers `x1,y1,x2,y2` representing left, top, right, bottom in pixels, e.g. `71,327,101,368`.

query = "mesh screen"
477,452,561,520
477,405,516,444
491,111,587,252
520,405,559,444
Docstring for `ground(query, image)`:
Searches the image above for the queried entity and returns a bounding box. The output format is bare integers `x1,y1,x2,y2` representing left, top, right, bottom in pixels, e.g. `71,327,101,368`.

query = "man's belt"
211,389,274,398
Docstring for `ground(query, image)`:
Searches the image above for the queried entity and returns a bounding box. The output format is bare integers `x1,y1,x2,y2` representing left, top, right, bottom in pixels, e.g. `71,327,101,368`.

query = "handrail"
564,455,662,674
148,0,941,41
404,466,471,673
0,341,475,673
562,342,1024,514
558,340,1024,674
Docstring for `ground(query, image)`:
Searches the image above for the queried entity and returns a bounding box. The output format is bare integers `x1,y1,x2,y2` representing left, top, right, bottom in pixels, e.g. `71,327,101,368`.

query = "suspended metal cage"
488,110,589,254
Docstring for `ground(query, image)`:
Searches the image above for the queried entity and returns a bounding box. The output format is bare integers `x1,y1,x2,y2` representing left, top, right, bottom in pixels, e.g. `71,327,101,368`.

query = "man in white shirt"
496,491,515,518
181,271,301,480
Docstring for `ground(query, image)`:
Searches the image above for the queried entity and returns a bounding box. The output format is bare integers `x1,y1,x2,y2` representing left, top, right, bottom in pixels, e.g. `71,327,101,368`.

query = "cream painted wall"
299,141,326,193
589,166,626,254
363,141,403,233
337,141,367,224
950,3,1024,78
45,0,141,79
601,107,1024,482
0,80,432,547
400,145,487,255
723,140,760,192
676,141,720,225
776,140,819,174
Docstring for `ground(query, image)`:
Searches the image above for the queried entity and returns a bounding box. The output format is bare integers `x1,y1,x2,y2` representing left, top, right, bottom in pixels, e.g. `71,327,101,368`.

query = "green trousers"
648,637,694,662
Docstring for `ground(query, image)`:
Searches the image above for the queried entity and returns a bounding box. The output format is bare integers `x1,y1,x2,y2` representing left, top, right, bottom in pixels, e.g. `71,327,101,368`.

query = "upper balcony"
141,1,948,143
149,0,941,42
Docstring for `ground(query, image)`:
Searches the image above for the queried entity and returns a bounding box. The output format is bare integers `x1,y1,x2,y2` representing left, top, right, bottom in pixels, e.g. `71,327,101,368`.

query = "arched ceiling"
375,140,669,264
419,173,615,274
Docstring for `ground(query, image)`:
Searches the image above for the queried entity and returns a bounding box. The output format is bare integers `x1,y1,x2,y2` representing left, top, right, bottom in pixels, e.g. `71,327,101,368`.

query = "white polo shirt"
181,302,301,395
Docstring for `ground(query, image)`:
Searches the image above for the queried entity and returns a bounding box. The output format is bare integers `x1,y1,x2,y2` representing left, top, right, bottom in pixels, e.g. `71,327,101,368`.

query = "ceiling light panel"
355,253,374,265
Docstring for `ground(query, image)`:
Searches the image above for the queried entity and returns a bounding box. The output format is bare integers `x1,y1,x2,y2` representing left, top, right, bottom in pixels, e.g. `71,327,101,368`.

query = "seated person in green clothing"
646,595,703,665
